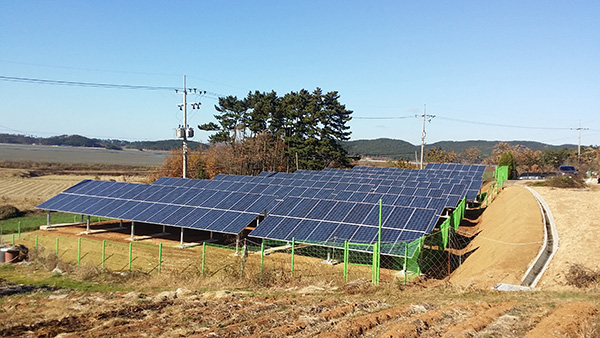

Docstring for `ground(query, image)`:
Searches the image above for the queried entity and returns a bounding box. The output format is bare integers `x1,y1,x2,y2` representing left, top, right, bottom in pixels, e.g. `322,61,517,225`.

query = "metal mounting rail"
520,187,559,288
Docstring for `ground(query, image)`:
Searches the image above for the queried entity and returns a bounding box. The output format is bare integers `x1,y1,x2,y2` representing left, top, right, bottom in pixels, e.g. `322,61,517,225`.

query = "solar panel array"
37,180,267,234
37,163,486,257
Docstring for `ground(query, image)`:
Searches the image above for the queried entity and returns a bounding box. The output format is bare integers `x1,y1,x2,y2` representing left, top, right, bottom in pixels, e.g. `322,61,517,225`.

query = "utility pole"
571,121,589,164
175,75,204,178
417,104,435,169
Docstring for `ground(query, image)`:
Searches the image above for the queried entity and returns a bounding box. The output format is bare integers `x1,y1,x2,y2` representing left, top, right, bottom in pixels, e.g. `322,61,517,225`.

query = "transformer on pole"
175,75,204,178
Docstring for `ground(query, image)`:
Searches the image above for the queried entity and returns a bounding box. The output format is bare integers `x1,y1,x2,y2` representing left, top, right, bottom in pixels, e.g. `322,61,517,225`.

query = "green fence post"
343,241,349,282
404,242,408,285
12,233,15,244
128,242,132,271
55,237,59,255
18,222,21,239
372,243,378,285
291,238,295,278
158,243,162,275
35,235,38,250
377,199,382,286
73,215,76,223
101,240,106,268
77,237,81,266
260,242,264,282
201,242,206,276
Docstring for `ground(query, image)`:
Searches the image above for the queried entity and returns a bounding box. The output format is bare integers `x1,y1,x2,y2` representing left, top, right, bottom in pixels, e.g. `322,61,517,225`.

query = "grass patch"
0,263,129,292
0,212,109,234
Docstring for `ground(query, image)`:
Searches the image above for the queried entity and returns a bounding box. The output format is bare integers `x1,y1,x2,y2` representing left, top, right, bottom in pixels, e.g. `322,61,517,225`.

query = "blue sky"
1,1,599,146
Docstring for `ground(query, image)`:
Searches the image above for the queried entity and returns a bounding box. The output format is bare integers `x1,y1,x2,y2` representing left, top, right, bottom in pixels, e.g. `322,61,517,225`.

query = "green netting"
495,165,509,189
440,218,450,249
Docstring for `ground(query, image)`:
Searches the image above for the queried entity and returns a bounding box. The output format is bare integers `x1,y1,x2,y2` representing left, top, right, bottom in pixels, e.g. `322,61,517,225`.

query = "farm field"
0,167,149,211
0,143,167,166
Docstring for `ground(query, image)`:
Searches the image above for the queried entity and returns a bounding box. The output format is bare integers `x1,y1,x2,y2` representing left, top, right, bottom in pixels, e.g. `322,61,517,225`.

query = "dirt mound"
0,204,19,220
448,186,543,289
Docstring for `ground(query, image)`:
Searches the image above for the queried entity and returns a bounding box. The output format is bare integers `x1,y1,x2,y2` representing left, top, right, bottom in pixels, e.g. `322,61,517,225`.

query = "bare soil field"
2,163,600,336
0,274,598,337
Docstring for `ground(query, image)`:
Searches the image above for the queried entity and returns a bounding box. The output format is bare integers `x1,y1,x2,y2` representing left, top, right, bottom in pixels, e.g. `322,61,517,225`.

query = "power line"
0,75,177,91
353,115,414,120
0,74,226,100
353,114,578,131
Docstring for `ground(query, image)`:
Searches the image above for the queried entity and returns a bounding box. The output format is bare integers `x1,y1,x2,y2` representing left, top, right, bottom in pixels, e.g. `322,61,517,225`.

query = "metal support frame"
86,215,90,233
130,221,135,241
179,227,184,247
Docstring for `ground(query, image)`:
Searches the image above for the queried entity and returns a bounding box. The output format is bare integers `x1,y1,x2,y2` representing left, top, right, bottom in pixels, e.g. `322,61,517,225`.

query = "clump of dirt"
565,264,600,289
0,204,19,220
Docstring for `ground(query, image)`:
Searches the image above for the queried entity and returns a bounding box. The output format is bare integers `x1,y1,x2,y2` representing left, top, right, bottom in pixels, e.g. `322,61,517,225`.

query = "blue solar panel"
246,195,276,213
342,203,374,224
322,202,356,222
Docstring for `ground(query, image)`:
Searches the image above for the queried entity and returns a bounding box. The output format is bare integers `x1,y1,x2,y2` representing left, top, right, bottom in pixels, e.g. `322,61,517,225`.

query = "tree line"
198,88,353,172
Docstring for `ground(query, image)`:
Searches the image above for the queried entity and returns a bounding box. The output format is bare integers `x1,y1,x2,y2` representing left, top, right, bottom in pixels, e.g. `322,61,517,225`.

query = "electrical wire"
353,115,415,120
0,75,177,91
0,75,225,99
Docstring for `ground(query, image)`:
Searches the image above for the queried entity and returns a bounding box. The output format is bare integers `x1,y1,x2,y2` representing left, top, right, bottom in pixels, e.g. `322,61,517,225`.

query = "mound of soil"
0,204,19,220
448,186,543,288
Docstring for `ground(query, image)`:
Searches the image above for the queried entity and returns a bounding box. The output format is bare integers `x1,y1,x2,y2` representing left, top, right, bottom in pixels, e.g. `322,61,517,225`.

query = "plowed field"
0,283,598,337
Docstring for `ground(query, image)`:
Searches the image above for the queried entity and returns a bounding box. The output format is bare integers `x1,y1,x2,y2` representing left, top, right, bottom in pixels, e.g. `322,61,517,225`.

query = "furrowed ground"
1,161,600,337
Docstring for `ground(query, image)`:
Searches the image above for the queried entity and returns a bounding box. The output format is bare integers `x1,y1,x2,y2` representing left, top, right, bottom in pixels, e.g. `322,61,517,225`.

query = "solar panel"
250,196,439,256
37,180,266,235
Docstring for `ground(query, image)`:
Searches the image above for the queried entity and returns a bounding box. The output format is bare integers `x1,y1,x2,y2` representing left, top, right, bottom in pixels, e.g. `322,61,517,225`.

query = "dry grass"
576,314,600,338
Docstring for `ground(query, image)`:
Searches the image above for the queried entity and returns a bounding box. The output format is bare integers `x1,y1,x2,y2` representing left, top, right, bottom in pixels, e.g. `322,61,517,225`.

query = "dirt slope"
448,186,544,289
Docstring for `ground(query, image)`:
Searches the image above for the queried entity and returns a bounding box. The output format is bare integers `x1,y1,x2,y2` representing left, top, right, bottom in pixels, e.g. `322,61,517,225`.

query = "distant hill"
0,133,205,151
1,133,577,158
343,138,577,159
343,138,418,159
